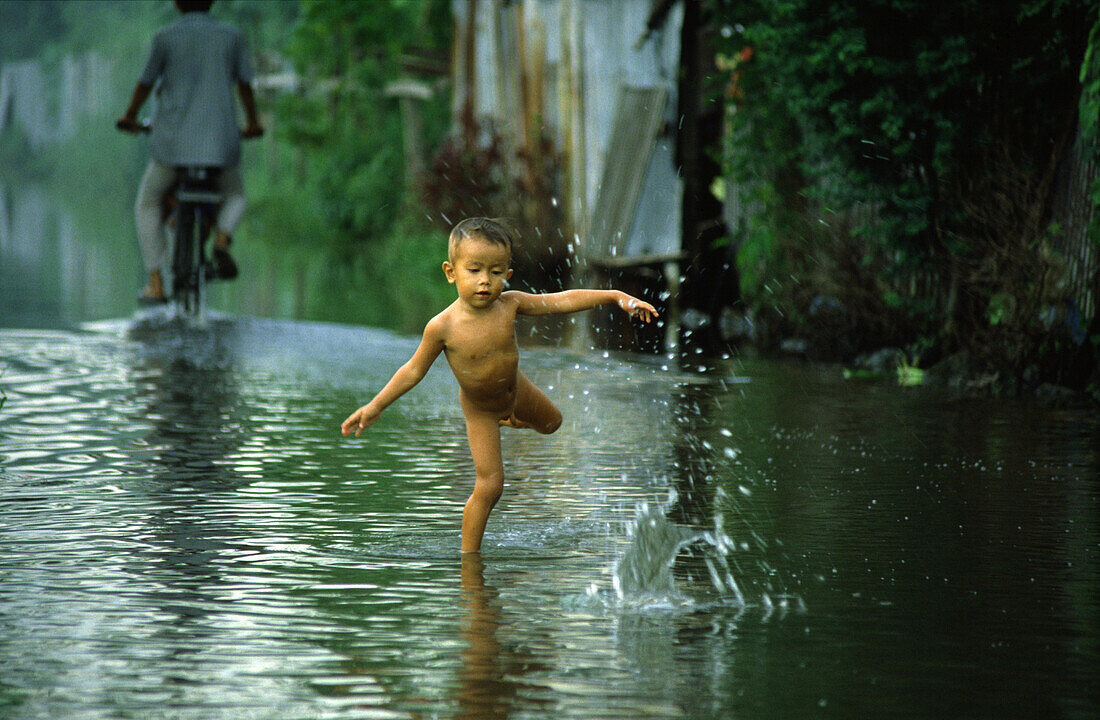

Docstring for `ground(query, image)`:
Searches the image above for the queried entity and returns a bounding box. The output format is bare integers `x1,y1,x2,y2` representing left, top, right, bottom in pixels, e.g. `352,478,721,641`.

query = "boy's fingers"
341,414,358,435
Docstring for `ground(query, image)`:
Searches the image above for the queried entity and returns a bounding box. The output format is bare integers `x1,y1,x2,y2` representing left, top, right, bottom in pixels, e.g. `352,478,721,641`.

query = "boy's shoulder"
499,290,526,306
425,302,458,333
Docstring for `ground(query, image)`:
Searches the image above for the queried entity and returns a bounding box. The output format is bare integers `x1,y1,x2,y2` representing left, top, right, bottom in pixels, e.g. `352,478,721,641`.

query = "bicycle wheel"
191,203,208,315
172,202,200,315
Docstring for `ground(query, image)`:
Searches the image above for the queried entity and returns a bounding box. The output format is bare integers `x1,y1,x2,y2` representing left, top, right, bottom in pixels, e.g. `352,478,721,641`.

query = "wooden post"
677,0,734,348
384,79,433,190
462,0,478,146
559,0,586,259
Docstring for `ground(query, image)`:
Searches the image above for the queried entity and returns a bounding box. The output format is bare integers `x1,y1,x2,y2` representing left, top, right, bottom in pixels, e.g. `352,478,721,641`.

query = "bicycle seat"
174,166,222,205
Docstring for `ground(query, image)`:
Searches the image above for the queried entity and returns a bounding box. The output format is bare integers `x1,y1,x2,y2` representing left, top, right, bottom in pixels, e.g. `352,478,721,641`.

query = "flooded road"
1,181,1098,718
1,312,1097,720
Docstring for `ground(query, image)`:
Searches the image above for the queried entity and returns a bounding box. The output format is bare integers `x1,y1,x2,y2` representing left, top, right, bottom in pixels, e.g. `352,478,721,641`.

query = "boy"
341,217,658,553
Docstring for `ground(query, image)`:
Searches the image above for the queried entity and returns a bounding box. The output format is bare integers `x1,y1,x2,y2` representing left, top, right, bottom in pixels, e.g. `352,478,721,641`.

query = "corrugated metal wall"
451,0,682,259
1051,131,1099,325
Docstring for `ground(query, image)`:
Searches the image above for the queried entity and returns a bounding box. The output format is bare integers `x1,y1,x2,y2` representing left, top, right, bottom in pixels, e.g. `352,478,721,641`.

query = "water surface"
1,312,1096,719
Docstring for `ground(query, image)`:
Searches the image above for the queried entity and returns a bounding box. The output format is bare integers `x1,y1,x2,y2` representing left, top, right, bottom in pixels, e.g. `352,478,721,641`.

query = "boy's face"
443,235,513,309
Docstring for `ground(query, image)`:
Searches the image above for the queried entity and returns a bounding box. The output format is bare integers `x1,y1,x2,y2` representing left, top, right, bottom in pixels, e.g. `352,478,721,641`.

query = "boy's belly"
450,352,519,414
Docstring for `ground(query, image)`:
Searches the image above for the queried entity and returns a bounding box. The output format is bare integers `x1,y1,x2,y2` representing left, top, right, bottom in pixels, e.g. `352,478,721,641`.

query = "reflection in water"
130,320,243,483
458,554,551,720
0,182,142,327
127,319,244,642
458,553,510,720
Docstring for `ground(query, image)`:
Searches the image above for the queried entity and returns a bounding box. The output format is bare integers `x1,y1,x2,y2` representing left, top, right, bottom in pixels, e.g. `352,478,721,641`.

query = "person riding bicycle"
117,0,263,304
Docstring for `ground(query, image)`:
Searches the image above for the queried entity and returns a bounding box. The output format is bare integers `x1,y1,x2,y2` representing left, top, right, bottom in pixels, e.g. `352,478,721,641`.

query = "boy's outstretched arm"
341,318,446,437
509,289,658,322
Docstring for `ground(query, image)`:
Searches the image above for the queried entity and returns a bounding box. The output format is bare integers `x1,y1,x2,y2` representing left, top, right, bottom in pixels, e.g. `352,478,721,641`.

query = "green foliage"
274,0,453,243
1082,17,1100,143
724,0,1090,235
986,292,1018,327
715,0,1099,373
233,0,456,329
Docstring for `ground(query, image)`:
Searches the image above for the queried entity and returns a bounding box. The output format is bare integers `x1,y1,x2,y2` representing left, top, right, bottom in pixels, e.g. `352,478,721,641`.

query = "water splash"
585,488,804,617
609,491,743,609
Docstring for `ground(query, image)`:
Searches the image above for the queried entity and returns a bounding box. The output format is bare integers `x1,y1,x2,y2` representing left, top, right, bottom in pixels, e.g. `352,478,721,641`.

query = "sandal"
212,246,239,280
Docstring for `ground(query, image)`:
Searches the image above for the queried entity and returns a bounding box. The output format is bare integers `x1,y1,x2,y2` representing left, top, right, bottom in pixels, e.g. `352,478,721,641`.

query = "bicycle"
167,166,222,316
117,119,257,317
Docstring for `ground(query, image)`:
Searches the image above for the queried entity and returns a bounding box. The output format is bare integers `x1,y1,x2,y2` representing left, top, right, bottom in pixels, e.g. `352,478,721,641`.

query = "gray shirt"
140,12,254,168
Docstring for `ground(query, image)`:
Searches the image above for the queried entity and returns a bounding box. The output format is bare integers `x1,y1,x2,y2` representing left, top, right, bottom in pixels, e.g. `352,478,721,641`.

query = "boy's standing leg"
460,396,506,553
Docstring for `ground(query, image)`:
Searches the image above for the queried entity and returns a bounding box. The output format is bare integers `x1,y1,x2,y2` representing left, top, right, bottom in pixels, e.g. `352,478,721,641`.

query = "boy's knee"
474,472,504,501
541,410,562,435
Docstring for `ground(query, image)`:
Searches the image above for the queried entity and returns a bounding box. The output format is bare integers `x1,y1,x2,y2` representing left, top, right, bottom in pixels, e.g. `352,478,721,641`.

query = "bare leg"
140,269,165,300
502,371,562,434
461,396,506,553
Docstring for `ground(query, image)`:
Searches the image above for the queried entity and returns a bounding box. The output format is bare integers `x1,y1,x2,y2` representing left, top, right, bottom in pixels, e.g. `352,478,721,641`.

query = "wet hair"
176,0,214,13
448,217,515,263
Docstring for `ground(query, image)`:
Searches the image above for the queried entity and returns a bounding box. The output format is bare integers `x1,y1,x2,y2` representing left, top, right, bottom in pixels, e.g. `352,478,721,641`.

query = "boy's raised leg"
506,371,562,434
461,404,506,553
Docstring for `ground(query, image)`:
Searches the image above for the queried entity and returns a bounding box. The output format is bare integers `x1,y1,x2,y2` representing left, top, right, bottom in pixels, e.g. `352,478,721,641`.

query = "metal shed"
450,0,684,271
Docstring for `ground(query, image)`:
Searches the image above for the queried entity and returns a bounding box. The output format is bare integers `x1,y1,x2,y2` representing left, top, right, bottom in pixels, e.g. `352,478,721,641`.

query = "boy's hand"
341,404,381,436
617,293,659,323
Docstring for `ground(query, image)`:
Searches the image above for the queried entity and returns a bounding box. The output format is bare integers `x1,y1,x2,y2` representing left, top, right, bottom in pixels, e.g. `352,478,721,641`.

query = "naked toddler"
341,217,658,553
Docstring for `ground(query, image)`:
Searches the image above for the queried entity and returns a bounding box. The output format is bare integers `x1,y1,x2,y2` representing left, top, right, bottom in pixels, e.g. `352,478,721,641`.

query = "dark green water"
1,184,1097,719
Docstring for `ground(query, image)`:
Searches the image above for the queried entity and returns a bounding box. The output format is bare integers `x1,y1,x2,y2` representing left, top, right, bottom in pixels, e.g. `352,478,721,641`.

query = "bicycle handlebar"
115,117,150,134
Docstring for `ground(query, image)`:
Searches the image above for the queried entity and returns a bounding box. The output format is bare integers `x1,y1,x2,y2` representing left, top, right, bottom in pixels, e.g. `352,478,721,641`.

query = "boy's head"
448,217,514,265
